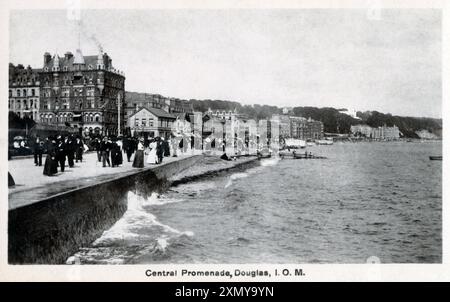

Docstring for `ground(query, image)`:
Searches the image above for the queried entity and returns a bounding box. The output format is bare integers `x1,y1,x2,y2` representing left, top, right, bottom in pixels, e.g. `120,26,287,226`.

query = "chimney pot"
65,52,73,60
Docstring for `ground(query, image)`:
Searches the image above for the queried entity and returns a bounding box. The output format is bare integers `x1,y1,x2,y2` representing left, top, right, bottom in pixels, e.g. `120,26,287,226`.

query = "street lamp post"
117,93,121,136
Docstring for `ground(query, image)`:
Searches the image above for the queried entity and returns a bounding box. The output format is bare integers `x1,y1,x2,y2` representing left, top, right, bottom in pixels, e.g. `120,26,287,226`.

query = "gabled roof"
147,107,176,119
173,112,189,120
73,49,85,64
129,107,175,119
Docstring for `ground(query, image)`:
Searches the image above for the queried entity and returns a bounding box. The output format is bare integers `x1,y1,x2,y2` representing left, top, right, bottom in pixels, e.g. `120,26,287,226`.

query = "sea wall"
8,155,201,264
170,156,260,186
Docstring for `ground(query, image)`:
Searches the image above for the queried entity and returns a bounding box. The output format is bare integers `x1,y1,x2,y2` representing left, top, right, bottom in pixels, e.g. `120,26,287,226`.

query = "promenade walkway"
8,151,197,210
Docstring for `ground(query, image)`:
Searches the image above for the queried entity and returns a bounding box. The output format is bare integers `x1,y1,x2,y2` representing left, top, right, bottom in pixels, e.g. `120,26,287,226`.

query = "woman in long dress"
146,139,158,164
110,140,121,167
43,140,58,176
132,138,145,168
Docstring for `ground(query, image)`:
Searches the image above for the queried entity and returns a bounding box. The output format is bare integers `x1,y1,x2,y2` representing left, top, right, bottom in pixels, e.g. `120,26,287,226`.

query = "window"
95,116,99,122
17,90,21,97
135,118,139,127
9,90,12,97
142,118,147,127
149,118,154,127
31,89,35,96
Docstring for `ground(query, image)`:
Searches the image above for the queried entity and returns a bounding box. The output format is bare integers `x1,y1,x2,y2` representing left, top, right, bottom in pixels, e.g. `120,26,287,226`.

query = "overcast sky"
10,9,442,118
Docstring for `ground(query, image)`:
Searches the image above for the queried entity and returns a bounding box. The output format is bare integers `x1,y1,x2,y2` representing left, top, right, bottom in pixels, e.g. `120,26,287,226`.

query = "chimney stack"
65,52,73,60
44,52,51,65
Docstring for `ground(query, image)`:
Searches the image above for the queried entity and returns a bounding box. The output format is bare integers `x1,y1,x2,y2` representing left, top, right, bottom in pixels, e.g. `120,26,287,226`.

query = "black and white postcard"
0,0,448,283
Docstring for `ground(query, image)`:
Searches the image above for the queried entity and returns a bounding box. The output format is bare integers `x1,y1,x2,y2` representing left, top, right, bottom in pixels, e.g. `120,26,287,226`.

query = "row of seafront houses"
350,124,401,141
9,48,438,145
349,124,439,140
9,48,325,145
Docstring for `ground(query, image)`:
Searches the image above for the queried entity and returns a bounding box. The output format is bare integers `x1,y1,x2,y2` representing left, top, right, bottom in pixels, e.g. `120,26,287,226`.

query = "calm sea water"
72,141,442,264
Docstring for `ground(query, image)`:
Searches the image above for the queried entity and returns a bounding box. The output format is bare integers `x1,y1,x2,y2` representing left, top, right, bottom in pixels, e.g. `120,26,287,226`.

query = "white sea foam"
156,236,169,251
93,191,192,246
224,180,232,188
231,172,249,180
142,192,183,207
183,231,195,237
224,172,249,188
260,157,280,167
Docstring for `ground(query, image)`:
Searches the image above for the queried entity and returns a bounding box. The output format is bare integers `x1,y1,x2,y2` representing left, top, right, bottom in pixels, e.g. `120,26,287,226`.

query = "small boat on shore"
257,148,272,159
284,139,306,149
279,152,327,160
316,138,333,145
429,156,442,160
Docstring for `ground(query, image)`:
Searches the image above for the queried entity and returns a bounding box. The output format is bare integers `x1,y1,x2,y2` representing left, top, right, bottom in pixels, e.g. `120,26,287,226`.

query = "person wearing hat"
65,135,75,168
55,136,66,172
110,137,122,167
75,136,84,163
92,137,102,162
133,137,145,168
156,137,164,164
43,139,58,176
122,136,135,162
163,137,170,157
146,138,158,165
33,135,43,166
100,137,111,167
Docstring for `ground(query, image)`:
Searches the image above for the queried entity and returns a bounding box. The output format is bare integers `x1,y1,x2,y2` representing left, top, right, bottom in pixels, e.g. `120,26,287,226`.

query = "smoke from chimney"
79,20,104,54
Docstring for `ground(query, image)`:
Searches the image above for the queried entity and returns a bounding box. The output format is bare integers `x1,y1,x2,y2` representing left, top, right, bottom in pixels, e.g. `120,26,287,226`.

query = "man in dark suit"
33,136,43,166
156,137,164,164
65,135,75,168
100,137,111,167
123,136,135,162
56,136,66,172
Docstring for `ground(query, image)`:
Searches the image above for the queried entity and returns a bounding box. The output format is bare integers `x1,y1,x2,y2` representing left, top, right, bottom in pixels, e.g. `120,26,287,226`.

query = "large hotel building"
36,49,125,136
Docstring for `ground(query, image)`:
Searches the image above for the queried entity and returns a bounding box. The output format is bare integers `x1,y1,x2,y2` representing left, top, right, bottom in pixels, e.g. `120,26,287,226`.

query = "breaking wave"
68,191,194,264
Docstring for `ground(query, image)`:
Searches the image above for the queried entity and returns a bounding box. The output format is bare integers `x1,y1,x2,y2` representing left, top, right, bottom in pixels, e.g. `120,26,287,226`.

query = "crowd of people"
10,132,253,179
37,134,88,176
27,134,177,177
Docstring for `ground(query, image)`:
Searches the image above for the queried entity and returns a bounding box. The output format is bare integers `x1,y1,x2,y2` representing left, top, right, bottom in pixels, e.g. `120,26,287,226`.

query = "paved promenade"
8,151,197,210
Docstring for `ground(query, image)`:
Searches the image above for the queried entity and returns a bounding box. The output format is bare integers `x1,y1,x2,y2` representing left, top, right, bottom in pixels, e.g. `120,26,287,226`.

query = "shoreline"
8,154,260,264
